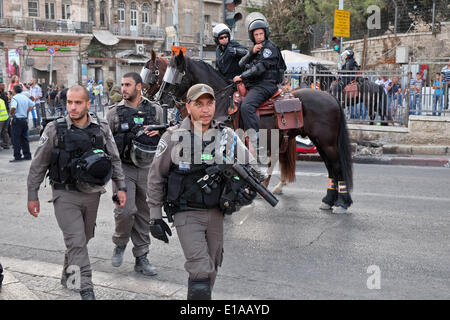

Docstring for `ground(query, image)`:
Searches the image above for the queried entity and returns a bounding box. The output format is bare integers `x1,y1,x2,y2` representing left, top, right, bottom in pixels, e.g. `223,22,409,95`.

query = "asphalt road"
0,141,449,300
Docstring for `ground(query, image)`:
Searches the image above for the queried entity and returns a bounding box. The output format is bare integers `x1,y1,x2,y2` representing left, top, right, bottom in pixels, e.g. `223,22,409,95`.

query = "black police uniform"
215,40,248,81
341,56,359,85
239,39,284,131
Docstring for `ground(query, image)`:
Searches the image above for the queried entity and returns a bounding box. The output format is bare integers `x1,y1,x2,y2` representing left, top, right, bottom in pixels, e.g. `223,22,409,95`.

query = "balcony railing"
0,17,93,34
110,23,165,40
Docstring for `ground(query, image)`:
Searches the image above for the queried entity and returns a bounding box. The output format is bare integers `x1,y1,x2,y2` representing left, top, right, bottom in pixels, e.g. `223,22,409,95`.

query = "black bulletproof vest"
49,118,105,184
165,132,224,213
114,101,159,163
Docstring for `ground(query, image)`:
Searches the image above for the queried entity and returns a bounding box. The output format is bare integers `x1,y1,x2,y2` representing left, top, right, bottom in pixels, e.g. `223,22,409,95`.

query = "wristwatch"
118,187,127,192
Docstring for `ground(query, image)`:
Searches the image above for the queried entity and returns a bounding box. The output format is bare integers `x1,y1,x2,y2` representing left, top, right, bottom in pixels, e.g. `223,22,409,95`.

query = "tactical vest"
164,132,225,215
49,118,106,184
114,101,159,164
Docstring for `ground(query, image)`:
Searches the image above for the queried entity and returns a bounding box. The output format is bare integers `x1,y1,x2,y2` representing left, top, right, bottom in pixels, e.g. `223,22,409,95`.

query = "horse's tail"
279,137,297,183
338,107,353,190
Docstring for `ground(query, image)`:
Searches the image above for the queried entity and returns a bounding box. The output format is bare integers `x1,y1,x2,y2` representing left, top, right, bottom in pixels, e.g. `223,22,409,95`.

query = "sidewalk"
0,256,248,300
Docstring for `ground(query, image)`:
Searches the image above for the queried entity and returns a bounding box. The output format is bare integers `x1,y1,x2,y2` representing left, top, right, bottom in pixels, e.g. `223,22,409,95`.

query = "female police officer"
27,85,126,300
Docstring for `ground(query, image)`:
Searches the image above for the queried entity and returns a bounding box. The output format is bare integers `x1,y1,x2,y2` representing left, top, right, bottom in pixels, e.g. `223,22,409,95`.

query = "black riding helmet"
248,19,270,43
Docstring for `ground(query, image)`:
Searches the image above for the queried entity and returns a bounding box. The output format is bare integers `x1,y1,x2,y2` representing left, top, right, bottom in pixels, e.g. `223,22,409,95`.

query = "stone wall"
311,22,450,71
348,116,450,153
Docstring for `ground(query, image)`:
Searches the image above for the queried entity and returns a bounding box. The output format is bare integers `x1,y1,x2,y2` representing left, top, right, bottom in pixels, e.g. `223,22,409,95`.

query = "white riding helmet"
213,23,231,45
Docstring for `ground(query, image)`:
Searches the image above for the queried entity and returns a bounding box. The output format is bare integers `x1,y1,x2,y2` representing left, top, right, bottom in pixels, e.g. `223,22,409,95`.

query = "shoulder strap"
55,118,67,149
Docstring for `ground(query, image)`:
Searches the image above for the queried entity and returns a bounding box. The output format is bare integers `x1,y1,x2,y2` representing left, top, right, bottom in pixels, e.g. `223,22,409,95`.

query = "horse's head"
155,50,193,109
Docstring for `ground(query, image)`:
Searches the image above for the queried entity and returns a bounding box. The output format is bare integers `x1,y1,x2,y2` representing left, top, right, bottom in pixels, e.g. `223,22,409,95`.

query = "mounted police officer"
340,47,360,85
106,72,163,276
146,84,261,300
213,23,248,81
27,85,126,300
233,12,286,151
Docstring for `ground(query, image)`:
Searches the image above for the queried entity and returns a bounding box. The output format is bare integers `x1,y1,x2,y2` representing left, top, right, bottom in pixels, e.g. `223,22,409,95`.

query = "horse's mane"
186,58,230,88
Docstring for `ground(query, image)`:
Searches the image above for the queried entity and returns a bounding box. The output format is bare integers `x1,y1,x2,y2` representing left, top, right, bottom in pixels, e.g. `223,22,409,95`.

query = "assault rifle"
198,163,279,215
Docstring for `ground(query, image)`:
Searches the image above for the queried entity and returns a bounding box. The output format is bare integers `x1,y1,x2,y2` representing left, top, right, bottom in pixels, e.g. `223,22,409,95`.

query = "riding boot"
187,278,211,300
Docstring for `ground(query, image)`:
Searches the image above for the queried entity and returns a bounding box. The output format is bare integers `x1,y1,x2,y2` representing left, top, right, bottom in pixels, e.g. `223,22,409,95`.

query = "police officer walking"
146,84,260,300
106,72,163,275
27,85,127,300
232,13,285,150
213,23,248,81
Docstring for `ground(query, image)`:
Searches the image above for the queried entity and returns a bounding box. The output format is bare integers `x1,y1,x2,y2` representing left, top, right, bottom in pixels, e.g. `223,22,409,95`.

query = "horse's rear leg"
314,144,338,210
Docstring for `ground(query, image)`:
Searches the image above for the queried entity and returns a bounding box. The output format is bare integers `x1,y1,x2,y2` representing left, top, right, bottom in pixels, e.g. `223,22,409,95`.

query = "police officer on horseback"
340,47,360,85
213,23,248,81
232,12,286,150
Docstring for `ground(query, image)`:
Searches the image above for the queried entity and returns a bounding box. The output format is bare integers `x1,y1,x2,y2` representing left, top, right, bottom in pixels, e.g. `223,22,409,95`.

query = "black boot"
111,245,126,267
80,288,96,300
187,278,211,300
134,255,158,276
0,263,4,289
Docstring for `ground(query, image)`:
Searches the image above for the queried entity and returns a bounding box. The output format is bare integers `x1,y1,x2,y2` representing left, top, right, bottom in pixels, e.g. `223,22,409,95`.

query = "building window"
118,1,125,22
62,3,70,19
88,0,95,25
100,1,107,27
142,3,150,25
130,2,137,27
45,2,55,19
184,12,192,35
28,0,39,17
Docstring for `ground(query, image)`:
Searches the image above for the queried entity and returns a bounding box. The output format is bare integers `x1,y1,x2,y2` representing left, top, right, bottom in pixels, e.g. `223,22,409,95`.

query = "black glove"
149,219,172,243
237,186,257,206
227,46,237,56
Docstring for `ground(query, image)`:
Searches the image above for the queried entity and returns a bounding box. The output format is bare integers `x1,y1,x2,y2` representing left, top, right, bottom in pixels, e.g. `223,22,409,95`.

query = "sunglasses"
219,35,229,40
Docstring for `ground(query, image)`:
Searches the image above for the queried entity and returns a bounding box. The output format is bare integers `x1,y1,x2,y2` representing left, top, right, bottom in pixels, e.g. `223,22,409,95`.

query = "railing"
109,23,164,39
0,17,92,34
285,68,450,126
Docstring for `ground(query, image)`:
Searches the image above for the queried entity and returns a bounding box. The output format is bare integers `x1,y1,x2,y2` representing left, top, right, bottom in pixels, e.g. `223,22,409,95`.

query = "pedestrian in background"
432,72,443,116
0,94,11,150
9,84,34,162
30,78,42,127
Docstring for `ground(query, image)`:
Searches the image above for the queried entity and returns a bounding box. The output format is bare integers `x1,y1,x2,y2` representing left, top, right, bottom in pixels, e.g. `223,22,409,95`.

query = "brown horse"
155,51,354,213
141,50,169,99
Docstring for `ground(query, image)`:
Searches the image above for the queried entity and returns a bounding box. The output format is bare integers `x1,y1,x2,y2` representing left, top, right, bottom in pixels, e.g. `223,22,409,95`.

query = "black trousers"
11,118,31,160
240,82,278,131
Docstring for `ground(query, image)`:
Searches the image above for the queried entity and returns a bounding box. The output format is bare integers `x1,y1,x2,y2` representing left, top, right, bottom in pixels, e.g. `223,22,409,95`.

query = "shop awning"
92,30,120,46
34,65,58,71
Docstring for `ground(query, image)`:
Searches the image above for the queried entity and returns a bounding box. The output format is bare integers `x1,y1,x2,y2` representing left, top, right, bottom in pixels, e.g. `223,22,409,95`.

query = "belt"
52,183,79,191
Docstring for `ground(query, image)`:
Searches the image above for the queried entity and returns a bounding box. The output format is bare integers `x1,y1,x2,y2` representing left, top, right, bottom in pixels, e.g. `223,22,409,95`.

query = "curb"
0,270,39,300
297,153,450,168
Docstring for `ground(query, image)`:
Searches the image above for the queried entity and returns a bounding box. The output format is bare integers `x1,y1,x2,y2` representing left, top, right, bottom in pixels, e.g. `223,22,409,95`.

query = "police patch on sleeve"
38,133,48,147
263,48,272,58
155,139,168,158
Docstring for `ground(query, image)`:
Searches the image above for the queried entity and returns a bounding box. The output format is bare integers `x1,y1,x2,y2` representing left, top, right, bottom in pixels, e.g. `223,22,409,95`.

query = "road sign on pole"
47,47,56,55
333,9,350,38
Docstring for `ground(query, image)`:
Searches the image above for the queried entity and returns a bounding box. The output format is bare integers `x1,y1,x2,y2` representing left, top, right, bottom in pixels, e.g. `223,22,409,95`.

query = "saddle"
344,81,359,99
229,82,304,131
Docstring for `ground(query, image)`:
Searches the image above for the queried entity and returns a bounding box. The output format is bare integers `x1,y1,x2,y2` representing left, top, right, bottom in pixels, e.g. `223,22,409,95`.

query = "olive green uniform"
146,117,253,289
106,97,163,258
27,113,125,291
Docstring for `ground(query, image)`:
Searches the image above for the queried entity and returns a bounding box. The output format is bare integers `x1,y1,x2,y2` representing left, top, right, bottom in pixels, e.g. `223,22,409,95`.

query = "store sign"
27,40,78,46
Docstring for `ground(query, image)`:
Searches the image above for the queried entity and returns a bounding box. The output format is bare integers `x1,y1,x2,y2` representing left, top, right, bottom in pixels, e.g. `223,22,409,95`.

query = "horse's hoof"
319,202,332,210
332,206,348,214
271,187,283,195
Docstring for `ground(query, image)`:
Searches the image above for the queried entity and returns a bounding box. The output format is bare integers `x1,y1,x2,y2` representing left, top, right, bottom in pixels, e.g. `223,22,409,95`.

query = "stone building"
0,0,257,88
0,0,93,88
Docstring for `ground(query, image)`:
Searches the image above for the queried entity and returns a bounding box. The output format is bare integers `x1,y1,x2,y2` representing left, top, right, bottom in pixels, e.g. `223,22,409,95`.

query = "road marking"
284,187,450,203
